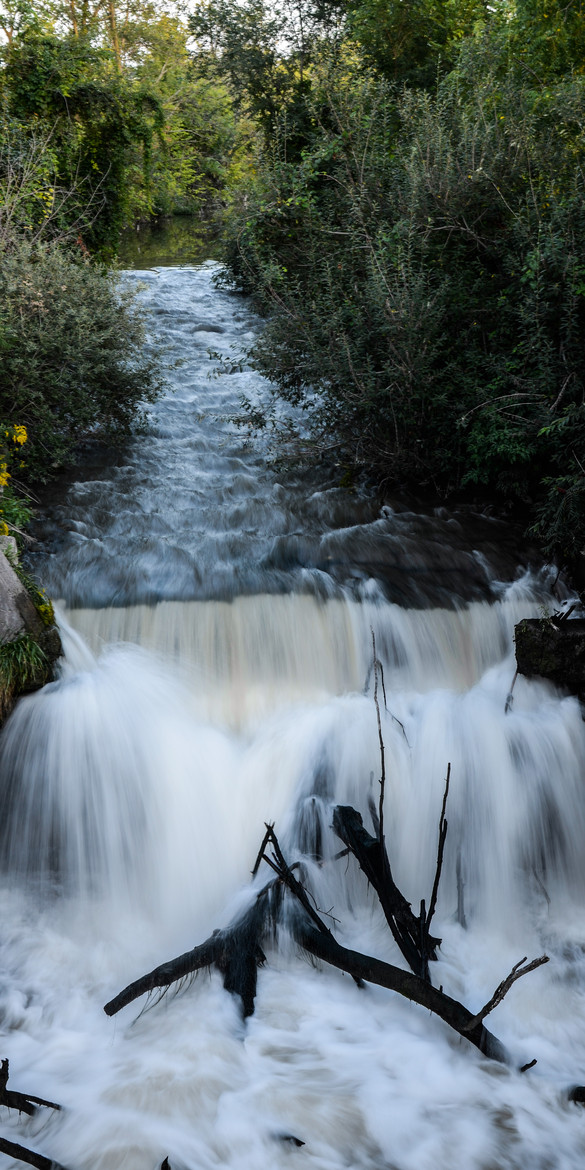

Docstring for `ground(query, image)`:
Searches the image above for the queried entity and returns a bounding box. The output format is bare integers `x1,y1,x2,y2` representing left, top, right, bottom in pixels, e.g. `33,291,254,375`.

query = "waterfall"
0,264,584,1170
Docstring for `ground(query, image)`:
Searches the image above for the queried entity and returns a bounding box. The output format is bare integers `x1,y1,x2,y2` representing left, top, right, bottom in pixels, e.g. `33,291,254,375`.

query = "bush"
221,46,585,570
0,234,165,483
0,633,49,719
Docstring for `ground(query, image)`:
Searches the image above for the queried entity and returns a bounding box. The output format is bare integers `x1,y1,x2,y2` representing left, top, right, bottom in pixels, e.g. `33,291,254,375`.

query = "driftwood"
294,918,508,1062
102,652,548,1068
105,824,547,1067
105,646,550,1066
0,1135,67,1170
332,804,440,981
352,643,448,982
0,1060,61,1117
105,885,276,1019
0,1059,65,1170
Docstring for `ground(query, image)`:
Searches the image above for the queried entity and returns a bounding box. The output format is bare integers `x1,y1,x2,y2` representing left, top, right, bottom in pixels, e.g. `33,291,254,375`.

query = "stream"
0,262,585,1168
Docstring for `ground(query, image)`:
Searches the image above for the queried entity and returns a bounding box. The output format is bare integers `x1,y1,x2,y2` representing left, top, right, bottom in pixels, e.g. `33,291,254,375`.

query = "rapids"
0,264,585,1169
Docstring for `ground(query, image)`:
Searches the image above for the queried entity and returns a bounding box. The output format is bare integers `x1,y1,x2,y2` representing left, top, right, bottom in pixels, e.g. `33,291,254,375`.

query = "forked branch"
463,955,550,1032
0,1059,65,1170
0,1058,61,1116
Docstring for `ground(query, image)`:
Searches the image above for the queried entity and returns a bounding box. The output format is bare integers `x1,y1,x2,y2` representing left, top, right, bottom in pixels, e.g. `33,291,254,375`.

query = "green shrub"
0,634,49,719
222,47,585,571
1,33,164,252
0,234,165,483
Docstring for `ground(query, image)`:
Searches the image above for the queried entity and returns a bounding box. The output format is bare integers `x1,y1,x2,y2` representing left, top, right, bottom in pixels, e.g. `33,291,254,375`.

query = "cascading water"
1,263,585,1169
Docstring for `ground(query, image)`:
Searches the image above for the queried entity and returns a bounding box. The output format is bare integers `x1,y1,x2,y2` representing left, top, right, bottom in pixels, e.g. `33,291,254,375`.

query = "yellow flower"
0,522,8,536
12,425,27,445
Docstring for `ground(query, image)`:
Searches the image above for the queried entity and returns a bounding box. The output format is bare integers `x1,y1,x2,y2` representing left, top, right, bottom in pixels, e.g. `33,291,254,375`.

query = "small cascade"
58,575,543,723
0,264,584,1170
1,581,583,940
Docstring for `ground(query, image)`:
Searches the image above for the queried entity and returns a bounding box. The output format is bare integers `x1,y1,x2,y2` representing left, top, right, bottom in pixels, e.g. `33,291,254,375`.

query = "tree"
1,31,163,248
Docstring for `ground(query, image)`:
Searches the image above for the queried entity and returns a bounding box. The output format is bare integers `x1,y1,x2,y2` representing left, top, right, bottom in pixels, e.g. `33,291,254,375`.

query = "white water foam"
2,262,585,1169
0,588,585,1169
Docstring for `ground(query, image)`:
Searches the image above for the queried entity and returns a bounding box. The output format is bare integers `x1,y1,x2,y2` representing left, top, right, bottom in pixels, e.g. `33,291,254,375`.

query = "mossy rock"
0,551,62,724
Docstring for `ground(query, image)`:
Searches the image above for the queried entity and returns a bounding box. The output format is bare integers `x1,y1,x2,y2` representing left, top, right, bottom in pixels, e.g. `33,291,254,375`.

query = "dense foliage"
0,3,187,507
0,0,247,252
0,233,165,483
214,1,585,575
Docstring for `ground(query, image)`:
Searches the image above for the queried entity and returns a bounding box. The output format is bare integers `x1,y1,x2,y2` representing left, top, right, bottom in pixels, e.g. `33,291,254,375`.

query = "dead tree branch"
0,1060,61,1117
505,669,518,715
0,1136,68,1170
103,825,551,1067
0,1062,65,1170
364,636,409,746
332,805,439,981
263,825,338,932
105,890,272,1020
293,918,508,1063
104,934,223,1017
426,764,451,933
463,955,550,1032
371,629,386,845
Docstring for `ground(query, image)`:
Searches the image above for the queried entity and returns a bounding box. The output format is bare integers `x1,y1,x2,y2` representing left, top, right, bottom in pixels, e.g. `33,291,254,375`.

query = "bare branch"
371,628,386,844
0,1058,61,1115
505,669,518,715
263,825,336,936
104,824,529,1066
252,823,274,876
463,955,550,1031
426,763,450,932
295,921,508,1063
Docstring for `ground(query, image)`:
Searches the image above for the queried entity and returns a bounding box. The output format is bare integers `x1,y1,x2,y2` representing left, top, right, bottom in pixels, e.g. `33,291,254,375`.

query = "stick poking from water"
0,1062,65,1170
505,669,518,715
0,1059,61,1116
371,629,386,845
463,955,550,1032
426,764,451,934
